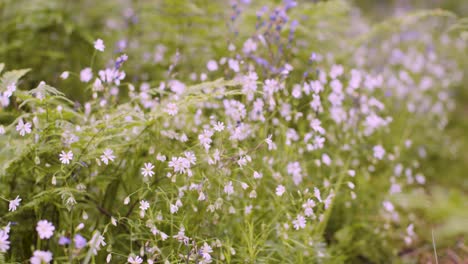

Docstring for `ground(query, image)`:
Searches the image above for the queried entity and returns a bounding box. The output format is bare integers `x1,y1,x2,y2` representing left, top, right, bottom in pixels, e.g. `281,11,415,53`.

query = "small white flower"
100,148,115,165
76,223,85,231
0,125,5,135
321,153,332,166
198,192,206,201
80,68,93,83
265,134,277,150
242,38,257,53
94,39,105,52
0,230,10,253
164,103,178,116
314,187,322,202
30,250,53,264
170,204,179,214
159,231,168,240
128,255,143,264
89,233,106,255
206,60,218,71
373,145,386,160
200,242,213,262
245,205,253,215
124,196,130,205
253,171,263,179
60,71,69,79
224,181,234,196
16,119,32,136
36,220,55,239
275,185,286,196
59,150,73,164
8,196,21,212
5,83,16,97
228,59,240,72
292,215,306,230
240,182,249,190
382,200,395,212
141,162,155,177
139,200,150,211
156,153,166,161
213,121,225,132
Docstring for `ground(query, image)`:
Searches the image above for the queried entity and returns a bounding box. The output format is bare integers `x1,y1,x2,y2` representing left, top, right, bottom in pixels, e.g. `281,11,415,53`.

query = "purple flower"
58,236,70,246
74,234,87,249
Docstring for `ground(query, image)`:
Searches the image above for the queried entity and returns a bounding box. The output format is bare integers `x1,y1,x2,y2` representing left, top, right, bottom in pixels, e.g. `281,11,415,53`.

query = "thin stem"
432,229,439,264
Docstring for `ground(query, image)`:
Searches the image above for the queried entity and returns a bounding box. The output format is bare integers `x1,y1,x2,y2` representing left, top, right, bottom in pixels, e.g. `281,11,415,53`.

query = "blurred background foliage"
1,0,467,262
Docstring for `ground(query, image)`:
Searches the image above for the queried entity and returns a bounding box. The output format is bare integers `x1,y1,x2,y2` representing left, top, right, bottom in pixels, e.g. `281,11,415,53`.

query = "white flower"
314,187,322,202
94,39,105,52
139,200,150,211
100,148,116,165
16,119,32,136
80,68,93,83
242,38,257,53
200,242,213,262
168,156,192,175
184,151,196,165
373,145,386,160
128,255,143,264
160,231,168,240
224,181,234,196
275,185,285,196
170,203,179,214
245,205,253,215
253,171,263,179
60,71,69,79
382,200,394,212
213,121,225,132
265,135,277,150
8,196,21,212
292,215,306,230
98,68,125,85
141,162,155,177
76,223,85,231
321,154,332,166
59,150,73,164
89,233,106,255
206,60,218,71
173,226,189,244
164,103,178,116
156,153,166,161
5,82,16,97
303,199,316,217
0,230,10,253
36,220,55,239
0,125,5,135
30,250,53,264
228,59,240,72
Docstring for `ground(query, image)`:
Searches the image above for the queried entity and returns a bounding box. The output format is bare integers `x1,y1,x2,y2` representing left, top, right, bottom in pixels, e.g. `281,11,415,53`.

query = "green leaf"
0,68,30,90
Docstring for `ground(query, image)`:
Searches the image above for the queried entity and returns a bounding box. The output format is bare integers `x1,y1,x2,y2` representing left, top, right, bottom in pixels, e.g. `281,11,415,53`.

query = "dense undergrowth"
0,0,467,263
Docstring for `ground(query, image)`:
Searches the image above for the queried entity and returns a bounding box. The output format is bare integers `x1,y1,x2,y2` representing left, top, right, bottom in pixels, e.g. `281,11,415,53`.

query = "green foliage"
0,0,467,263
